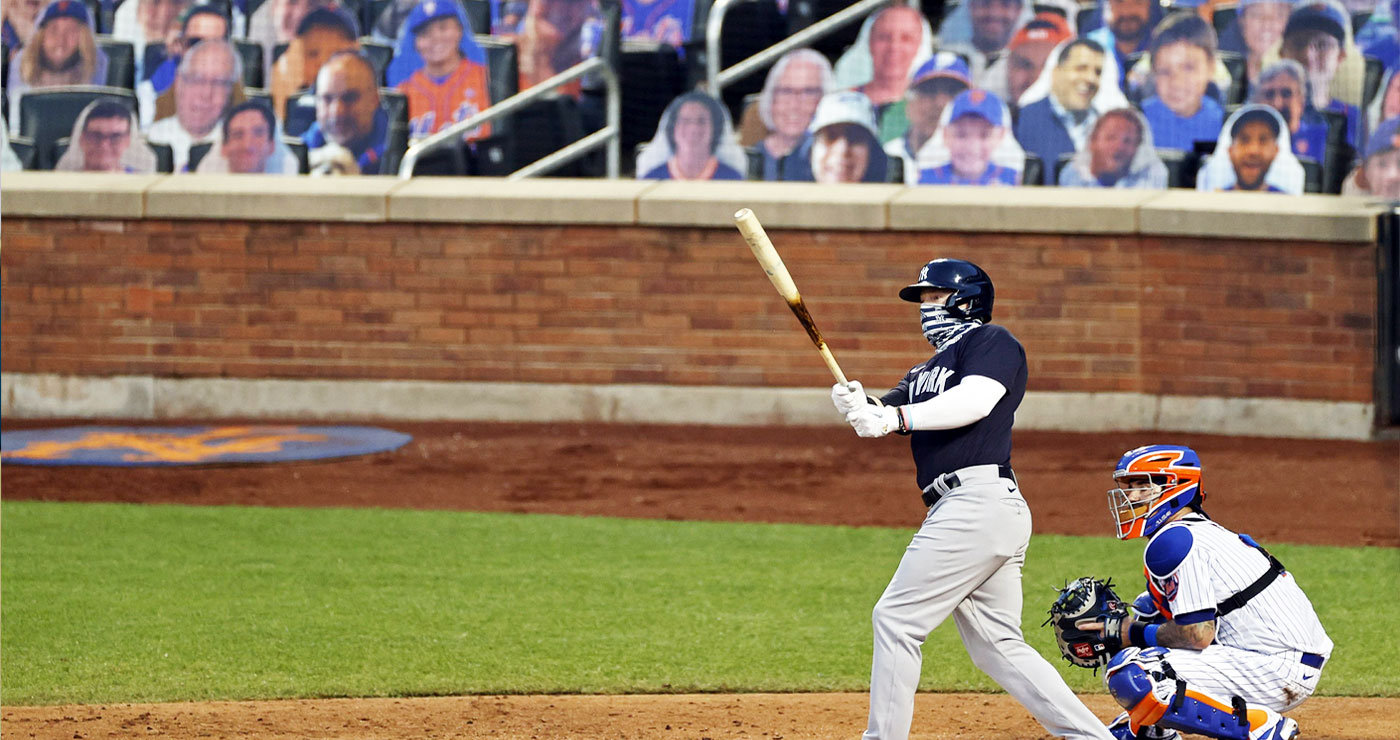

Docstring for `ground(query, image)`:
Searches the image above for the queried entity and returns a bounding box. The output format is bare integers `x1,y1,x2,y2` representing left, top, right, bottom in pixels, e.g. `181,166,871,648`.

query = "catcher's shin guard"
1104,649,1299,740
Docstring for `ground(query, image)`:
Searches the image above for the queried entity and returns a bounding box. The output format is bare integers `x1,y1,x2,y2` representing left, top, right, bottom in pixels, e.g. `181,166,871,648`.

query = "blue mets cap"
910,51,971,88
946,89,1004,127
406,0,468,35
1284,2,1348,44
1365,117,1400,159
38,0,92,28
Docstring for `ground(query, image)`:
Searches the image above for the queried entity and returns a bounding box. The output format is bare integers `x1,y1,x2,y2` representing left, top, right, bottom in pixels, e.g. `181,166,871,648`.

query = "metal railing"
705,0,892,100
398,1,622,179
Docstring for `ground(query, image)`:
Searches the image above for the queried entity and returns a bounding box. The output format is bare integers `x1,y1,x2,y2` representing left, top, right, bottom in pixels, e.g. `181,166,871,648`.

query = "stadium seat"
1364,55,1384,111
284,137,310,173
1054,151,1073,184
1076,5,1099,33
471,134,514,176
744,145,763,180
475,34,519,114
1319,108,1354,194
380,86,410,174
1212,4,1236,38
1217,50,1246,105
188,140,213,170
17,86,138,168
1351,10,1372,36
407,136,471,175
1157,147,1198,189
1299,155,1323,193
96,36,136,90
152,141,174,172
886,154,905,183
507,92,588,176
283,91,317,137
9,134,37,170
142,42,167,80
234,38,265,89
684,0,785,122
786,0,863,63
80,0,104,32
463,0,491,35
1021,153,1043,186
359,38,394,86
619,41,687,176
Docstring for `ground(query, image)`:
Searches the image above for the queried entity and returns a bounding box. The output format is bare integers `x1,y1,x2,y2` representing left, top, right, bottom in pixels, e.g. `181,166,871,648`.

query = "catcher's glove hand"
1044,576,1128,670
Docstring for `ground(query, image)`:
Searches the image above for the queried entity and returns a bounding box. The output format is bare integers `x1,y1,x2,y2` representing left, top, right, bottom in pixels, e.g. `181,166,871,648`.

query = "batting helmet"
1108,445,1204,540
897,259,994,322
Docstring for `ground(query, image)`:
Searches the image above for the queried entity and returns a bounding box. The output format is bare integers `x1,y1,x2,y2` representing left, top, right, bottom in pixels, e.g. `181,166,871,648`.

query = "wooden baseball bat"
733,208,850,387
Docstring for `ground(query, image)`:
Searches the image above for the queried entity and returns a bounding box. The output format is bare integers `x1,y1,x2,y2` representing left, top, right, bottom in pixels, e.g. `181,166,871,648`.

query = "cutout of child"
1139,13,1224,152
387,0,492,142
917,88,1023,185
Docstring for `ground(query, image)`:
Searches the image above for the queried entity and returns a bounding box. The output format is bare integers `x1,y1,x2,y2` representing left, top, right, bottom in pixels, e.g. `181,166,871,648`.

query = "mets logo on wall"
0,425,412,466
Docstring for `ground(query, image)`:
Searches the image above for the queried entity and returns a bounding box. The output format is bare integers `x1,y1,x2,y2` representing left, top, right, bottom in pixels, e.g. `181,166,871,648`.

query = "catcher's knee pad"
1104,649,1293,740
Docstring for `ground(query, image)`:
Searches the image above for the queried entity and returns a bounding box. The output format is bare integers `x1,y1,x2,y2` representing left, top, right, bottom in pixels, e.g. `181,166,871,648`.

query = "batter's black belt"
1301,652,1325,669
921,464,1017,507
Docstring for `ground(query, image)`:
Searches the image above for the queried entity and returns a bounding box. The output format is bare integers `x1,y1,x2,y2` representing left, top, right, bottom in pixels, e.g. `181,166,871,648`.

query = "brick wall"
0,216,1378,403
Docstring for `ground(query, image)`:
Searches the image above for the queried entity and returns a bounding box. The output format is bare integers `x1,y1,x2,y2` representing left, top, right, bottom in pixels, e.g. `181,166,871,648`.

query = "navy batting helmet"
897,259,994,322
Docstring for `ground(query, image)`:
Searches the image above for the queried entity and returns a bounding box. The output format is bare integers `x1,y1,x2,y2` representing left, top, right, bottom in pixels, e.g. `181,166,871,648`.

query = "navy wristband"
1130,623,1161,647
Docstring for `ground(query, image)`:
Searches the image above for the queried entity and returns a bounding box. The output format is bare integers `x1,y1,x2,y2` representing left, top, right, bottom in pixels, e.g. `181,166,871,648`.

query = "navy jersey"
879,324,1027,490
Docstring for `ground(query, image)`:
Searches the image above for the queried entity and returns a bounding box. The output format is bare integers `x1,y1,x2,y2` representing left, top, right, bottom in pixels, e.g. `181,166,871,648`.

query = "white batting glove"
831,381,868,415
846,404,900,438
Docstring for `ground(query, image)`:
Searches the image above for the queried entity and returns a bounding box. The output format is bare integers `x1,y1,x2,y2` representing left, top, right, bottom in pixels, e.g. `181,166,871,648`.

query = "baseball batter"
1081,444,1332,740
832,259,1114,740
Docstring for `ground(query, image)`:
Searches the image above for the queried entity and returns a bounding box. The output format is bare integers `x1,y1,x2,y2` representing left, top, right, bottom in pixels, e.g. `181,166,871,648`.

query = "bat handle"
817,343,850,387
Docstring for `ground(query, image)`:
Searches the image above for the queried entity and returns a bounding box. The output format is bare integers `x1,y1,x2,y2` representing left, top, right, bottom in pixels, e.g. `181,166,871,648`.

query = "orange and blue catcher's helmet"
1108,444,1204,540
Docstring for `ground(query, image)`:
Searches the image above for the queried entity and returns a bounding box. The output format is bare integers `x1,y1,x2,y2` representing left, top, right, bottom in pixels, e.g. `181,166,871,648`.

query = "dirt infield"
3,421,1397,739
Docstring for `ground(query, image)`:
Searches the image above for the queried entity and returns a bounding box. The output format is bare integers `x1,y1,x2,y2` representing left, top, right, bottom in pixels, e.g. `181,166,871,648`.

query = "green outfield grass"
2,501,1395,705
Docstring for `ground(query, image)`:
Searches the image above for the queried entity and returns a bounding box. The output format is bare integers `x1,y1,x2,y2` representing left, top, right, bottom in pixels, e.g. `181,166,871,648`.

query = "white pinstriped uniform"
1146,515,1333,711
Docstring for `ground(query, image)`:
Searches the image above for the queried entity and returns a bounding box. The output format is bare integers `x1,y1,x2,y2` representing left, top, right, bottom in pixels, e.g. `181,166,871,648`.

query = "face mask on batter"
919,301,979,350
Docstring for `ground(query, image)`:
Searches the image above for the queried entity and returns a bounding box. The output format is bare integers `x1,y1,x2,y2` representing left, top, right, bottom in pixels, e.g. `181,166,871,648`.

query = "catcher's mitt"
1044,576,1128,669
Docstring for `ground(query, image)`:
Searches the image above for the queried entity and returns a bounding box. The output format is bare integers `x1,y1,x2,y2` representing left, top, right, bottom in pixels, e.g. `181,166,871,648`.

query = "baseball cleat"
1252,714,1299,740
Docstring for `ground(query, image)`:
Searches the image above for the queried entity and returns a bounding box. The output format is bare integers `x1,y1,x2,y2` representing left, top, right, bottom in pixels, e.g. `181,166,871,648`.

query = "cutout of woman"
635,90,746,180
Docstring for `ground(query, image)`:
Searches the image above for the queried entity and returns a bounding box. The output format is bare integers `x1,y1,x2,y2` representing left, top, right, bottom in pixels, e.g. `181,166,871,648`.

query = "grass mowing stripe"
3,501,1394,705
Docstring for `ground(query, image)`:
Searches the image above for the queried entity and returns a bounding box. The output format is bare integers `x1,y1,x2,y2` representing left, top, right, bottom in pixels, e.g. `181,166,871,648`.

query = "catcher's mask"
1108,444,1203,540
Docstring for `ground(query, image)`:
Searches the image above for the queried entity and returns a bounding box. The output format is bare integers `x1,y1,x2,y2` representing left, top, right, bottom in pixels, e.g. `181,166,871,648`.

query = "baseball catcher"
1056,445,1332,740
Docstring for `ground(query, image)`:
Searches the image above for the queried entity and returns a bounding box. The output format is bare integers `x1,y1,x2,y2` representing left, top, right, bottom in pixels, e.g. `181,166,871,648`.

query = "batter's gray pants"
863,469,1114,740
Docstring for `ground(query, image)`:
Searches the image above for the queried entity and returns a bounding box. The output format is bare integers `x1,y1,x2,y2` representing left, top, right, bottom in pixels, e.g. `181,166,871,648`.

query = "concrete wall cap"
1139,191,1384,242
0,171,163,218
144,174,404,222
890,186,1157,234
389,177,657,224
637,181,901,229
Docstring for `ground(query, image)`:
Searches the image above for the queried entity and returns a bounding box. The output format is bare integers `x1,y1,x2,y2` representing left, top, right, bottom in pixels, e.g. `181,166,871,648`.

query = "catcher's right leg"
1104,648,1299,740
